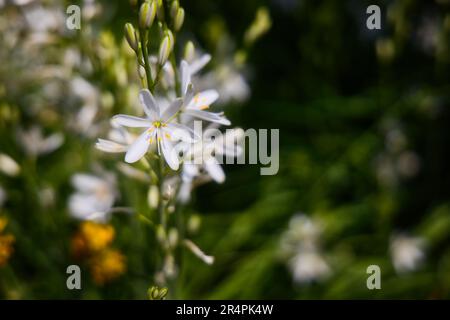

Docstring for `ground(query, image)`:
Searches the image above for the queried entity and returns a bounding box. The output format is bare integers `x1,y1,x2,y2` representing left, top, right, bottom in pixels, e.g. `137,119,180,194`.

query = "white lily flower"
178,127,243,203
17,126,64,156
185,52,211,76
68,172,117,223
289,251,330,284
198,62,250,105
280,214,331,284
390,233,426,273
112,89,195,170
180,60,231,126
96,124,136,154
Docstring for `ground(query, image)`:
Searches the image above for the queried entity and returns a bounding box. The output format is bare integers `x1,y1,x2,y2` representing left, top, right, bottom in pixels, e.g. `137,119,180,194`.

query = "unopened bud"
187,214,201,234
168,228,179,248
147,185,159,208
184,41,195,62
124,23,138,51
170,1,179,19
174,8,185,31
156,224,166,245
148,286,168,300
158,31,174,65
139,1,156,29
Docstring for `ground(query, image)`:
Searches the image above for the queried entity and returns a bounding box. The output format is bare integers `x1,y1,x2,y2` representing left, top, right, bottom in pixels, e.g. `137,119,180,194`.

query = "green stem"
139,29,154,91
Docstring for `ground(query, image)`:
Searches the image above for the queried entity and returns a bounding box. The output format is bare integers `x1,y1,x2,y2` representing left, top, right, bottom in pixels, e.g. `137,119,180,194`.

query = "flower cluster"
71,221,126,285
280,214,331,284
91,0,245,293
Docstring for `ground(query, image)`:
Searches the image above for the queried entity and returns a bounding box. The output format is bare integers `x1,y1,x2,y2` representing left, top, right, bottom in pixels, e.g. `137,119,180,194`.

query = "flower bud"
168,228,179,248
170,1,179,20
187,214,201,234
138,65,147,79
158,30,174,65
148,286,168,300
124,23,138,51
139,1,156,29
156,224,166,245
174,8,185,31
184,41,195,62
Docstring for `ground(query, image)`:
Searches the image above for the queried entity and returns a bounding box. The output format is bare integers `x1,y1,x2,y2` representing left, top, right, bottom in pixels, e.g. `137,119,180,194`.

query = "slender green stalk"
139,29,154,91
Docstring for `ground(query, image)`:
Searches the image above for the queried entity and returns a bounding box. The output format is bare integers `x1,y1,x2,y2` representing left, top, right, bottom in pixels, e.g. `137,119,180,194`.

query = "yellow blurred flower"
71,221,115,258
0,217,15,267
89,249,126,285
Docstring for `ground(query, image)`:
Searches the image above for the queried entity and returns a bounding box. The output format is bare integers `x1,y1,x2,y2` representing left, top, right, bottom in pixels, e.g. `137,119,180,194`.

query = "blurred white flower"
38,186,55,208
390,234,425,273
17,126,64,156
116,163,151,183
178,126,244,203
69,172,118,223
70,77,100,137
280,214,331,284
0,153,21,177
289,251,330,284
112,89,195,170
198,63,250,105
280,214,322,252
184,51,212,76
96,125,136,154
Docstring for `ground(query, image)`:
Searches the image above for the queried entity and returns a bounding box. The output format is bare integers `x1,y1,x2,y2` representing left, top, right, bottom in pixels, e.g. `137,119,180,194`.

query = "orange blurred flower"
71,221,115,258
0,217,14,267
89,249,126,285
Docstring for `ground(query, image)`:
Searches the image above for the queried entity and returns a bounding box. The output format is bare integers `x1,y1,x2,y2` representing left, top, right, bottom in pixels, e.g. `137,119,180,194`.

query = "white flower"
112,89,195,170
17,126,64,156
96,125,136,154
197,62,250,105
289,251,330,284
390,234,425,273
0,153,20,177
159,52,211,89
280,214,331,284
184,52,211,76
178,126,243,203
68,173,117,223
180,60,230,126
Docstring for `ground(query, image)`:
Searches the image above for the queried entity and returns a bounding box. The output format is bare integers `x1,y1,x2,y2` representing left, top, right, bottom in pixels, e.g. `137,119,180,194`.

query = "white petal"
161,98,183,121
112,115,152,128
71,174,105,193
160,137,179,170
204,159,225,183
190,54,211,75
42,133,64,154
125,130,151,163
165,123,198,142
177,180,192,204
139,89,160,120
180,60,191,96
182,163,199,180
184,109,231,125
188,90,219,110
96,138,127,153
184,83,194,106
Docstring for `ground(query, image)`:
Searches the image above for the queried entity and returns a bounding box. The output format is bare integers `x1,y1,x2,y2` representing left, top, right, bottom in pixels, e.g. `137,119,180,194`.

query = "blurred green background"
1,0,450,299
